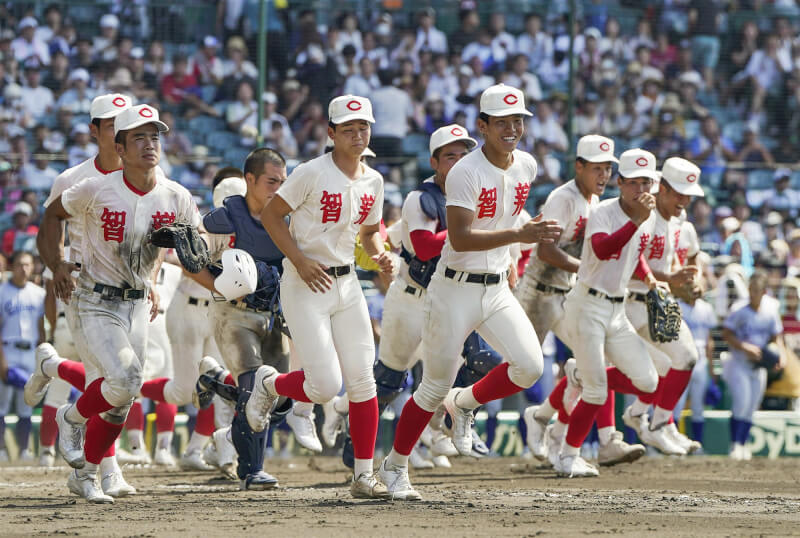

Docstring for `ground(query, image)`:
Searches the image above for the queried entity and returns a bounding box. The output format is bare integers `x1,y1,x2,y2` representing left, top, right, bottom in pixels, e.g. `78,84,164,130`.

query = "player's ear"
114,142,124,158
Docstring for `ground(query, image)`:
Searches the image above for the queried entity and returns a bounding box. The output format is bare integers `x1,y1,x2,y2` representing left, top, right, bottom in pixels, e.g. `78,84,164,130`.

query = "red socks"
564,399,603,448
194,405,216,436
392,396,434,456
140,378,168,402
549,376,568,410
57,360,86,390
273,371,312,403
606,367,657,402
596,389,616,429
224,373,235,386
156,402,177,433
85,415,124,465
126,401,145,431
40,405,58,446
471,363,525,404
349,397,379,460
75,378,115,419
657,368,693,412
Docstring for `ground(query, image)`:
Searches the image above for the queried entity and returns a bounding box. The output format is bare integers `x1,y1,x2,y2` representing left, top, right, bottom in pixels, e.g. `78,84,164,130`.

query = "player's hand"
296,255,332,293
630,193,655,225
53,261,79,303
519,213,562,244
668,266,699,288
148,288,160,322
372,252,394,275
741,342,762,362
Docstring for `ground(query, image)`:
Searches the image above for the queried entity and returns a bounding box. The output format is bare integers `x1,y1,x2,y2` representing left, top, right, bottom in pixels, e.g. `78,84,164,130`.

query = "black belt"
535,282,568,295
188,296,210,307
3,341,32,350
404,285,423,297
630,292,648,303
324,264,352,277
587,287,624,303
444,267,504,285
58,312,66,318
229,299,269,313
93,283,145,300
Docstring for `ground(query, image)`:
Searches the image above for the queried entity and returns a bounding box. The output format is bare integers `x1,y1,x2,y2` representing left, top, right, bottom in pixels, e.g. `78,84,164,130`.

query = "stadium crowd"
0,0,799,463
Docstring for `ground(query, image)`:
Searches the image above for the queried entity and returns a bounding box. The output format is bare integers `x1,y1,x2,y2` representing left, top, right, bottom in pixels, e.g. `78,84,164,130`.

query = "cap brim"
431,136,478,154
331,112,375,124
619,169,661,181
671,183,705,197
92,109,128,120
579,153,619,164
115,119,169,135
481,107,533,117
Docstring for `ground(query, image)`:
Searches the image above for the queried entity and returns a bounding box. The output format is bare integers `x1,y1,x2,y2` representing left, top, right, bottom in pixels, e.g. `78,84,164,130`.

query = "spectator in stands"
449,8,480,55
66,123,96,167
526,99,567,153
218,36,257,100
538,34,570,90
128,46,158,101
192,35,224,87
226,79,257,135
41,50,69,94
19,59,54,122
732,33,791,120
737,125,775,169
70,36,93,70
55,68,94,114
461,29,494,71
643,110,686,163
688,115,736,177
162,54,219,118
11,16,50,65
579,27,602,80
144,40,172,80
533,139,561,184
370,69,414,159
763,169,800,217
422,94,449,135
159,110,192,166
688,0,721,89
360,31,389,71
259,91,291,137
414,8,447,55
20,149,57,191
265,119,297,159
516,13,553,72
728,20,760,79
722,217,755,278
338,12,364,56
1,202,38,257
676,71,709,121
93,14,120,62
502,54,542,103
344,57,380,97
488,12,515,68
426,53,457,101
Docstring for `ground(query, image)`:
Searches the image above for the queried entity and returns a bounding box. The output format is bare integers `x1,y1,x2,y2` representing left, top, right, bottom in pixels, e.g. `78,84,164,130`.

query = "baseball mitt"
645,287,682,343
149,223,210,273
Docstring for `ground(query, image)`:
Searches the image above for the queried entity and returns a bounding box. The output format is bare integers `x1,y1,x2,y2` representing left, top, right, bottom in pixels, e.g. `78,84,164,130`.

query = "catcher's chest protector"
204,195,284,266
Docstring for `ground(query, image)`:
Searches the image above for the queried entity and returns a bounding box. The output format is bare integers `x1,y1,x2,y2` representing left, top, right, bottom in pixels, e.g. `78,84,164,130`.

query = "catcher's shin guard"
232,371,267,479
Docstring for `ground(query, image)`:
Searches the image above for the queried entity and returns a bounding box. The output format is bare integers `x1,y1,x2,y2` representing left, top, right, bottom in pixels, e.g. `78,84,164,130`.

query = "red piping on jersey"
94,158,122,175
123,173,155,196
633,254,652,280
409,229,447,261
590,221,638,260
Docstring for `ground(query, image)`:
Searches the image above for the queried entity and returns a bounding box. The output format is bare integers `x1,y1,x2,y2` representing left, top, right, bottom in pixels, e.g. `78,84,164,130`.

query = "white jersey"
44,157,122,265
277,152,384,269
441,148,537,274
676,219,700,267
156,262,182,310
577,197,656,298
524,179,597,289
628,210,680,295
678,298,716,361
0,281,45,344
61,170,199,290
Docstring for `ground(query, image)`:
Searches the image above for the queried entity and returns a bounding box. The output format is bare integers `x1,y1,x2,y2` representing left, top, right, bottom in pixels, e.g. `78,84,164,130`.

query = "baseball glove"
645,287,682,343
756,342,782,370
149,223,209,274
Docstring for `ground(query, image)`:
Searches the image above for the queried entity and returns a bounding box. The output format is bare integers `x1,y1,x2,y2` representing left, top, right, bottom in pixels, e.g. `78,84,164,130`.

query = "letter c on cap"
503,93,518,105
687,173,697,183
450,127,463,136
635,157,648,167
139,107,154,118
346,100,362,111
599,142,610,152
112,97,127,108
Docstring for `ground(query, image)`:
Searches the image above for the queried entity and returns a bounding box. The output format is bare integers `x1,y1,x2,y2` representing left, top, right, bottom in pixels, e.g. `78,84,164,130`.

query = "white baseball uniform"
277,152,384,404
564,198,659,405
675,218,700,267
516,179,598,344
60,170,198,413
142,262,180,381
41,254,79,409
414,148,543,412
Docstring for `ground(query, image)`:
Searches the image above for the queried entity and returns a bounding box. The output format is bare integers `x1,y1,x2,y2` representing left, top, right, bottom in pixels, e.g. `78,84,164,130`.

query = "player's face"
117,124,161,169
329,120,371,159
12,253,33,282
431,141,470,179
248,162,287,207
479,114,524,153
575,160,613,196
658,181,692,218
749,278,767,304
90,118,116,150
618,176,653,203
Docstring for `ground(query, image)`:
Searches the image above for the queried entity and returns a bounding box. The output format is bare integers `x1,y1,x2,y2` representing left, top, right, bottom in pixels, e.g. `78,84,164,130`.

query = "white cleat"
554,454,599,478
180,449,214,471
19,449,35,462
68,469,114,504
523,405,548,460
597,431,645,466
213,427,238,480
665,422,701,454
432,454,452,468
350,471,389,499
729,443,744,461
286,409,323,453
638,420,687,456
101,469,137,497
24,343,57,406
430,430,458,457
116,446,152,465
39,446,56,467
56,404,85,469
378,458,421,501
443,388,474,456
621,406,646,434
321,398,346,448
202,441,219,468
154,447,177,467
470,429,489,458
409,446,434,469
546,424,564,468
245,365,278,432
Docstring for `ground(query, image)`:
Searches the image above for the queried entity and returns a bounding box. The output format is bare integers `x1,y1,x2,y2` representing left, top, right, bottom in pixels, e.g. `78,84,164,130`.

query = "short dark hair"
91,118,102,129
212,166,244,189
478,112,490,124
328,120,337,131
243,147,286,177
9,250,32,266
114,131,125,146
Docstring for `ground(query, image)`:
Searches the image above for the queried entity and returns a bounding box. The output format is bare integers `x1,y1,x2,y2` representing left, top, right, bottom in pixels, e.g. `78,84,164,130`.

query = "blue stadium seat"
188,116,227,142
205,130,241,152
747,169,774,189
223,147,251,167
401,133,429,156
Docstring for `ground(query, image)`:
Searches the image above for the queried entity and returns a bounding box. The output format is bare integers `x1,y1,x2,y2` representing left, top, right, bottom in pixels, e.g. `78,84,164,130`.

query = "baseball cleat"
470,428,489,458
321,398,346,448
443,388,474,456
24,343,57,406
546,424,564,468
554,454,599,478
638,421,687,456
245,365,279,432
432,454,452,468
68,469,114,504
19,449,35,462
430,430,458,457
665,423,702,454
39,446,56,467
116,446,152,465
286,409,323,453
179,449,214,471
351,471,390,499
56,404,86,469
621,406,646,436
239,470,279,490
523,405,548,460
729,443,744,461
212,427,238,480
409,446,434,469
597,431,645,466
101,469,137,497
154,447,177,467
378,458,420,501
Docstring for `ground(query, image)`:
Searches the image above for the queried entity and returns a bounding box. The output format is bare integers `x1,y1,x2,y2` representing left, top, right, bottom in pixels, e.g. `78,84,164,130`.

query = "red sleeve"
590,221,638,260
633,254,652,280
517,248,532,276
2,230,14,257
409,229,447,261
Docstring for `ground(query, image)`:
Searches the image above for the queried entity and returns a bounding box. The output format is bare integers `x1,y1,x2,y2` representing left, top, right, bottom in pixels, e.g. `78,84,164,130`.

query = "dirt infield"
1,456,799,537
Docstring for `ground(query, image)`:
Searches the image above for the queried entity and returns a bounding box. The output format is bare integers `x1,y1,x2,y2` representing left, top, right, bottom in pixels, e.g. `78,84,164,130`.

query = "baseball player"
620,157,706,456
517,135,646,466
552,148,663,478
0,251,45,461
376,83,562,500
26,94,140,495
248,94,392,498
37,103,199,503
722,269,783,460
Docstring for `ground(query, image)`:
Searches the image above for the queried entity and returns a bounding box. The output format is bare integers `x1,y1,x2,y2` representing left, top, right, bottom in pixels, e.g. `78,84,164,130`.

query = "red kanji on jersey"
676,247,689,266
637,233,651,256
151,211,176,230
477,187,497,218
101,208,126,243
320,191,343,223
648,235,665,260
674,229,681,248
571,216,587,241
512,182,530,216
354,193,376,225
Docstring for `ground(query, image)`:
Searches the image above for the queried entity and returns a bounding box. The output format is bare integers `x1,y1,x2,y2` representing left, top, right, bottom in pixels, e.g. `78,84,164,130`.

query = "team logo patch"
503,93,518,105
139,107,154,118
450,126,464,136
346,100,362,111
599,142,610,152
112,97,127,108
635,157,648,167
686,173,697,183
